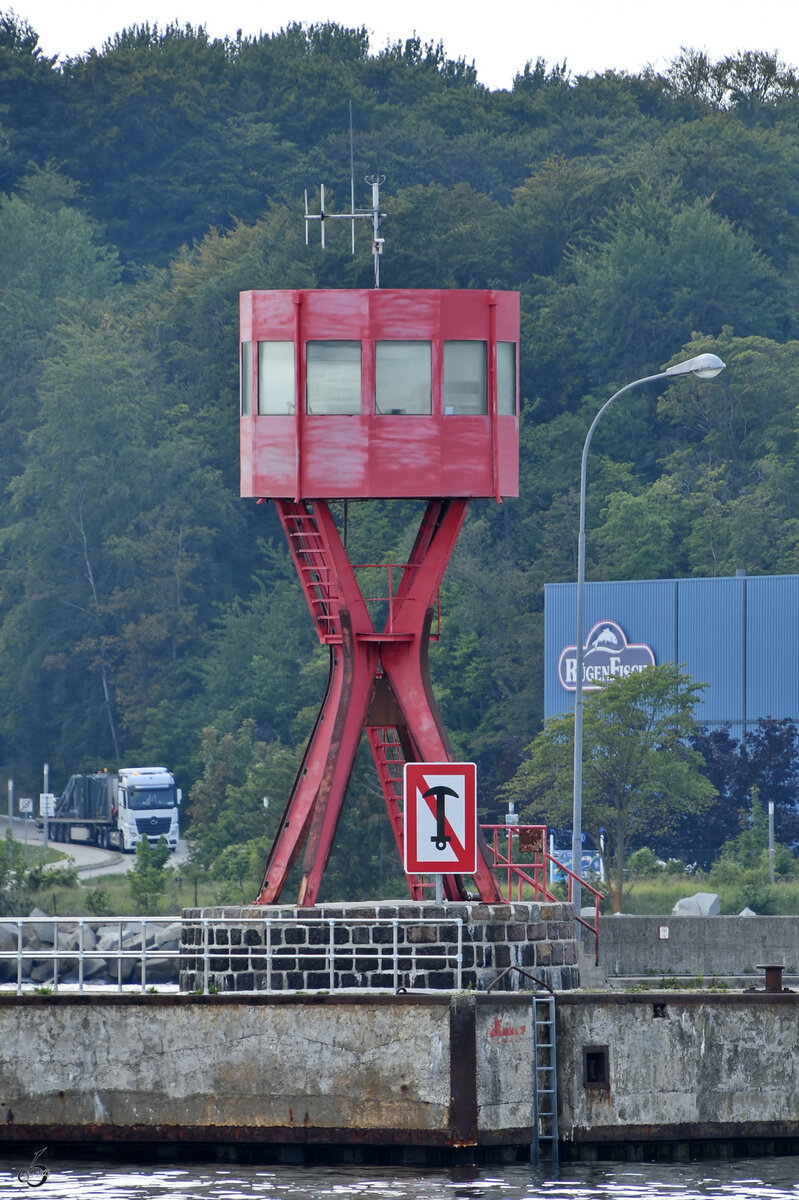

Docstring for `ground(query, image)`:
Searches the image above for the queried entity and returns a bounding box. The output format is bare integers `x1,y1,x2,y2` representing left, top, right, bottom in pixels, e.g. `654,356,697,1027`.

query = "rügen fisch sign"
558,619,655,692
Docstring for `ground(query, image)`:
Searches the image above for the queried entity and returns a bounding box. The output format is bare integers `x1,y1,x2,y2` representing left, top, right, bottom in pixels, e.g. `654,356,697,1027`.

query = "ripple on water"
5,1157,799,1200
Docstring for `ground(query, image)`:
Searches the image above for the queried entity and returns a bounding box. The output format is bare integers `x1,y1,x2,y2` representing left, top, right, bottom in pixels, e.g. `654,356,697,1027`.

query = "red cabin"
239,288,520,501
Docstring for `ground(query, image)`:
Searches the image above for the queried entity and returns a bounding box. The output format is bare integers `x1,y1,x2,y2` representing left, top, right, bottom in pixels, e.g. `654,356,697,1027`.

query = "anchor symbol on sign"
423,785,459,852
18,1146,49,1187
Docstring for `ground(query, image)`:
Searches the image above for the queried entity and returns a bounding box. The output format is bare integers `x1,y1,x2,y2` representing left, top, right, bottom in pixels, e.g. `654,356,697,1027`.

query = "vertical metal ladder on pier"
531,995,558,1165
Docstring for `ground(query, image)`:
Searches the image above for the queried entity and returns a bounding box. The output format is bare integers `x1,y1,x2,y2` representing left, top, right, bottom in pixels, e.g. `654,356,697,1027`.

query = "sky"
17,0,799,90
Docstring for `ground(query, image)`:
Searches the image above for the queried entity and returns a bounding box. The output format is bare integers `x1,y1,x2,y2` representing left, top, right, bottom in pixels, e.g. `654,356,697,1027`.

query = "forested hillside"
2,14,799,896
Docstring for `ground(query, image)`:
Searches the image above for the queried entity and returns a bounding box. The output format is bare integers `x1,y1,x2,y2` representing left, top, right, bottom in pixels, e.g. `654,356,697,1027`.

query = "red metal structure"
482,824,602,956
240,288,520,906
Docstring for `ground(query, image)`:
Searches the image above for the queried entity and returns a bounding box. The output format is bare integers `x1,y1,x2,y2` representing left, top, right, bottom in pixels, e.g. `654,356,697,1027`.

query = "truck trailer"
45,767,180,852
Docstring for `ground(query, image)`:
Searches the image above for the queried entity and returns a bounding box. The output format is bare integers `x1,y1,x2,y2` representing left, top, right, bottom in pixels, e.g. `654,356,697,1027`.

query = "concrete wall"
598,915,799,979
556,992,799,1154
0,993,538,1150
2,990,798,1158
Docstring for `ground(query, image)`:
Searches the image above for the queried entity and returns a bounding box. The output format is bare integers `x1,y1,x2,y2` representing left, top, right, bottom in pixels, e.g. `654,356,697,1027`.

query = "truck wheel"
98,828,108,850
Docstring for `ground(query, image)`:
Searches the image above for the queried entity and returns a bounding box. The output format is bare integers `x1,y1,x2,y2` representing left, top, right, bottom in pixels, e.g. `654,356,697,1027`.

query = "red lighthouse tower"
240,286,520,905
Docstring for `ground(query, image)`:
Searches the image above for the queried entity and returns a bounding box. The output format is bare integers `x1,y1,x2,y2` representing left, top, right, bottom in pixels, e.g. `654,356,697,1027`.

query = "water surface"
5,1156,798,1199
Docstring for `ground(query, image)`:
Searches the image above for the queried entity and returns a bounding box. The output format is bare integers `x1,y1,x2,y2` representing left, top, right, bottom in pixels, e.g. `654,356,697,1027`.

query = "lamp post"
571,352,725,929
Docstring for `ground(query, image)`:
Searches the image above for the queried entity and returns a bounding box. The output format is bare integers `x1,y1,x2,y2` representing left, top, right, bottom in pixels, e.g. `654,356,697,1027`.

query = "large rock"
671,891,720,916
28,907,56,945
63,925,98,952
29,960,56,984
154,921,181,950
121,923,162,950
97,927,123,952
143,956,180,983
60,958,109,983
0,922,20,952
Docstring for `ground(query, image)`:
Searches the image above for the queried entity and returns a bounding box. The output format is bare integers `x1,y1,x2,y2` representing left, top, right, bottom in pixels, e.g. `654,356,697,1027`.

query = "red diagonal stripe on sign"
417,772,467,859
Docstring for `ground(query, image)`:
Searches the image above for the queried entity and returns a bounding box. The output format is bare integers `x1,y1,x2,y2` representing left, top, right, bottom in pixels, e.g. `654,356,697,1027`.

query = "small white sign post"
19,798,32,850
39,793,56,850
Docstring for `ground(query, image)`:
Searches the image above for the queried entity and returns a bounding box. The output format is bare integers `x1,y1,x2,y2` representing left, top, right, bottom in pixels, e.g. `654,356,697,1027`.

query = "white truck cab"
116,766,181,852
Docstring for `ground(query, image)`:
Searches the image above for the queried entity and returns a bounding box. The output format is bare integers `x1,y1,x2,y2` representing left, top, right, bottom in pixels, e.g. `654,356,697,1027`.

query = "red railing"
481,824,602,960
353,563,441,640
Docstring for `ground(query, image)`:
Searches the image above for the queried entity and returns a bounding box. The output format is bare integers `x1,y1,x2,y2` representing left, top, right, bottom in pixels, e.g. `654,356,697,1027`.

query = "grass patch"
623,879,710,914
623,875,799,916
4,864,226,918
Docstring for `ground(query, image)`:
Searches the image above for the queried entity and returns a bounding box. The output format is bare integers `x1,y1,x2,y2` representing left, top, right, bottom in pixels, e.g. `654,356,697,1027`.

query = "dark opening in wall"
583,1045,609,1088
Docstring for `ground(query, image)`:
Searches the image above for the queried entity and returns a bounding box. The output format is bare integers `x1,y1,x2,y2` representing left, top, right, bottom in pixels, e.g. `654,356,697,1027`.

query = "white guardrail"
0,916,464,995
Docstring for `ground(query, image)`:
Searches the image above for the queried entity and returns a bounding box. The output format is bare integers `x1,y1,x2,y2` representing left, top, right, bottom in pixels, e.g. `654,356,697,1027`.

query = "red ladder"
367,725,427,901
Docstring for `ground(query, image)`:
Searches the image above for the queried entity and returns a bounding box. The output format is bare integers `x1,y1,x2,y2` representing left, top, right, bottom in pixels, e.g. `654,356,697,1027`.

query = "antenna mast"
304,174,387,289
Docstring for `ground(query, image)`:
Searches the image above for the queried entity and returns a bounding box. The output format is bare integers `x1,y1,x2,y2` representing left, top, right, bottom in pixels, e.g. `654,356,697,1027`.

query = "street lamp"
571,352,725,929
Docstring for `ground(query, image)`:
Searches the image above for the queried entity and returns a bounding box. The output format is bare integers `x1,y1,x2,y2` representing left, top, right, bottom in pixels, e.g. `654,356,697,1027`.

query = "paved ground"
0,814,188,877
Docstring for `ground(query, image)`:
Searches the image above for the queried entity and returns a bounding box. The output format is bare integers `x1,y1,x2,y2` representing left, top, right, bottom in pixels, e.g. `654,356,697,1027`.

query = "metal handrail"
0,916,172,995
0,915,463,995
353,562,441,639
550,852,602,961
482,824,551,902
482,824,602,961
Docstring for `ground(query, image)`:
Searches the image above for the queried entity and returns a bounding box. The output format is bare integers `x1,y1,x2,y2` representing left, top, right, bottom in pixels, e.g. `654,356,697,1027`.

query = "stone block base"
179,901,579,993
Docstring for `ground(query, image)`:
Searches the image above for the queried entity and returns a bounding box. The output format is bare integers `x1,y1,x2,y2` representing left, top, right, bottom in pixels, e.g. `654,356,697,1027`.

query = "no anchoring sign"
403,762,477,874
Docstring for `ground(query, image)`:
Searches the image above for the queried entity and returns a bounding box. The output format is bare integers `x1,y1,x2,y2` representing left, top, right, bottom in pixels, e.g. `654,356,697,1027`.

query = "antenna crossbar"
304,176,386,288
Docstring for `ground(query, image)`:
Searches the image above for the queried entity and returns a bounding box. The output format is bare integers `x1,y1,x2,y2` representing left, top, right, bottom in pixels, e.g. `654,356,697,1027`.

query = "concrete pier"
1,988,798,1161
556,990,799,1160
0,992,539,1157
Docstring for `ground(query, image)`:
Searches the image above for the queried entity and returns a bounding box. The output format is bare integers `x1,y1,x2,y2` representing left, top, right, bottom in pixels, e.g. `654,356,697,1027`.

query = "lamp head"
665,352,726,380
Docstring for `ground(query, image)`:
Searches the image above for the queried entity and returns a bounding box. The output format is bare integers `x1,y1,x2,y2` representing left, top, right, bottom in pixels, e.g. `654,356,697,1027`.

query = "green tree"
0,14,61,190
128,835,172,913
666,48,799,110
315,744,409,902
501,663,716,911
186,722,297,871
0,171,120,483
0,300,234,776
210,841,266,902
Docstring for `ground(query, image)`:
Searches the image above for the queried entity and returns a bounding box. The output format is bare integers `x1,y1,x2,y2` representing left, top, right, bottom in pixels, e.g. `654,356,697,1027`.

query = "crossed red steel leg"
254,498,502,907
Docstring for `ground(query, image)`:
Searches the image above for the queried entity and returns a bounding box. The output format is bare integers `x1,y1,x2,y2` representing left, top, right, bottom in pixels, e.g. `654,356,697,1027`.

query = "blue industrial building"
544,573,799,739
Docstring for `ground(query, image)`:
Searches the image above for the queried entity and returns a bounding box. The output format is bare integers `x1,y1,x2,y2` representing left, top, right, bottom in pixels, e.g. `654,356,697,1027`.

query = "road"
0,814,188,877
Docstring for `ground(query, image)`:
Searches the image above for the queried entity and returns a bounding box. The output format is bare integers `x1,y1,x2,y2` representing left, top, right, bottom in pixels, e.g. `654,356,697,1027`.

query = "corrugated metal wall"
544,574,799,737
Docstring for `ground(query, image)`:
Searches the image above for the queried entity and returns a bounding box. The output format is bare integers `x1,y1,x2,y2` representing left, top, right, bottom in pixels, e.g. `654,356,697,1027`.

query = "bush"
128,837,173,914
627,847,659,877
725,867,779,915
23,863,78,889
